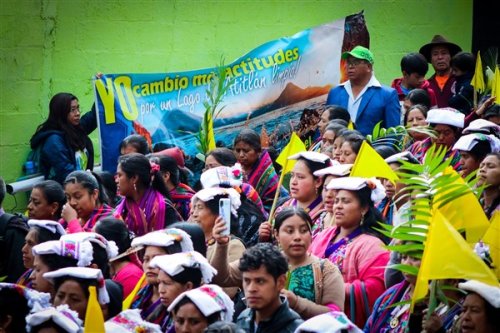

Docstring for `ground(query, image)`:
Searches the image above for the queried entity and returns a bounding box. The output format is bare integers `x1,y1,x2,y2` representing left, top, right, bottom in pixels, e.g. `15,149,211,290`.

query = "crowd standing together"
0,35,499,333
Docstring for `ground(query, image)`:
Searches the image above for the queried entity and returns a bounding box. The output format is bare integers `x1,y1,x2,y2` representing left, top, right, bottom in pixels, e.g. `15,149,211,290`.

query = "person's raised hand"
212,216,230,245
258,221,273,242
61,203,78,222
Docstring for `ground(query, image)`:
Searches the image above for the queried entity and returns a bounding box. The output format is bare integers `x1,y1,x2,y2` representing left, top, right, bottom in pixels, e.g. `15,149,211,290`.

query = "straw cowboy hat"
419,35,462,62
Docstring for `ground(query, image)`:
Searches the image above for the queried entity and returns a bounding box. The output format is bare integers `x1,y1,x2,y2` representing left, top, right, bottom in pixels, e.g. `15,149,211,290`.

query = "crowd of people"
0,35,499,333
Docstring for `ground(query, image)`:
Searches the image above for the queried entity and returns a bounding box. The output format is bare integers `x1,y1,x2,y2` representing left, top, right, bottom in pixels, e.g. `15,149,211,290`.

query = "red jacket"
427,73,456,108
391,77,438,107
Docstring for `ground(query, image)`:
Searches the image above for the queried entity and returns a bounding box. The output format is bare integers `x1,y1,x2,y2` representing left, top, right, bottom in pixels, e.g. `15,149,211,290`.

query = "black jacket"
236,296,303,333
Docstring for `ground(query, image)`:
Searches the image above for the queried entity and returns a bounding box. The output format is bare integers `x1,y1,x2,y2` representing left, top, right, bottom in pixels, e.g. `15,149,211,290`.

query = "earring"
133,183,137,192
360,213,365,226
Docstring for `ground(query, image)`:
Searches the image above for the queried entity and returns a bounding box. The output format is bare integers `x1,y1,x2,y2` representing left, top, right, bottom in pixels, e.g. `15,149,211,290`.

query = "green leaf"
387,264,419,275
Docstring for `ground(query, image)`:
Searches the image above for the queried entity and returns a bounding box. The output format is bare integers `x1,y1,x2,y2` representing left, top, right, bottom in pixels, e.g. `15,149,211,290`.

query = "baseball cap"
342,46,374,64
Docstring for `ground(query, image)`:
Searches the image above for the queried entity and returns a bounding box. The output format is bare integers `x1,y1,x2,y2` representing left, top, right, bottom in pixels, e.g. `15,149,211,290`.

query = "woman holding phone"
190,187,245,298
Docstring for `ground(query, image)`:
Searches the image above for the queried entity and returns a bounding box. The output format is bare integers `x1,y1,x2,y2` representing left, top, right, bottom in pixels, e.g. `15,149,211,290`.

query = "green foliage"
366,121,436,151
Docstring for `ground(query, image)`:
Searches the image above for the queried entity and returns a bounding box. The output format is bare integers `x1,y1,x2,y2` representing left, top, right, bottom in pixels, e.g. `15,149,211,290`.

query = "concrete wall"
0,0,472,210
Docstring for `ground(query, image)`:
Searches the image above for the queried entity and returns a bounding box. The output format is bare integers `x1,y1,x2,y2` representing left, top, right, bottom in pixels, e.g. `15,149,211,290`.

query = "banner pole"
268,161,288,227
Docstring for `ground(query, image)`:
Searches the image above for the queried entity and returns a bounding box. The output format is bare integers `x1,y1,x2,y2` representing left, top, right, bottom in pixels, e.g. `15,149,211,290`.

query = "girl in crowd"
256,207,345,319
190,187,245,298
61,170,114,232
312,164,353,233
148,251,217,331
453,133,499,179
402,88,431,115
404,104,429,146
168,284,235,333
320,122,347,155
120,134,150,155
129,228,193,321
204,147,267,218
339,133,365,164
310,106,350,152
364,244,422,332
30,93,97,184
43,267,109,321
115,153,181,236
31,239,91,297
477,152,500,219
95,217,143,299
152,155,195,221
200,164,267,246
309,177,390,327
277,152,331,233
332,129,362,163
27,180,66,220
233,129,288,212
408,108,464,170
18,220,66,286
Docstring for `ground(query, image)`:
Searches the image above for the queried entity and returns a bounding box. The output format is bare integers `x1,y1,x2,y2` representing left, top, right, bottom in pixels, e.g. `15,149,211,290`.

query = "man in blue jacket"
326,46,401,136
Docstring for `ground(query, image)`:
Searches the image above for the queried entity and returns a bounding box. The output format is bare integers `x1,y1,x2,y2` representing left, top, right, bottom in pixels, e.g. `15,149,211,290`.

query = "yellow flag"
412,210,498,309
483,211,500,279
122,273,145,310
206,111,216,151
84,286,105,333
276,132,306,175
492,65,500,103
471,51,485,93
350,141,398,184
436,167,490,243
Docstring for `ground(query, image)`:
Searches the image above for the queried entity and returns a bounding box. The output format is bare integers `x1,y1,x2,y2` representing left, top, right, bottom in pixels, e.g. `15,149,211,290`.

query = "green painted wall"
0,0,472,211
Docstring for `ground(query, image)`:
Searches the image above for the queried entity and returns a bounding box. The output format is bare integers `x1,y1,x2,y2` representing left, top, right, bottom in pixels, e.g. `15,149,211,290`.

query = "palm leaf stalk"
194,58,235,156
377,145,483,317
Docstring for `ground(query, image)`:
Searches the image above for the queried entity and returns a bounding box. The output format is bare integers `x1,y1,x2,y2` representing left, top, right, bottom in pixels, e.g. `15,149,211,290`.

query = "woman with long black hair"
30,93,97,184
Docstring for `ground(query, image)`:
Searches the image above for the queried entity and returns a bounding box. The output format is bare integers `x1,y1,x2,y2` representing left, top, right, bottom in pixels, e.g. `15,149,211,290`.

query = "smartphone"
219,198,231,236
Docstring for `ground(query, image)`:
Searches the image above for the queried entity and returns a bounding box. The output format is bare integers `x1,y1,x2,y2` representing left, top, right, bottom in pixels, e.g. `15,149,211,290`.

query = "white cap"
32,240,94,267
168,284,234,322
131,228,194,253
453,133,500,153
426,108,465,128
150,251,217,284
26,305,82,333
105,309,162,333
0,283,51,313
43,267,109,304
459,280,500,308
313,164,352,177
61,232,119,260
191,187,241,216
28,219,66,237
201,163,244,189
385,152,419,165
327,177,386,202
462,119,500,135
288,151,331,163
294,311,363,333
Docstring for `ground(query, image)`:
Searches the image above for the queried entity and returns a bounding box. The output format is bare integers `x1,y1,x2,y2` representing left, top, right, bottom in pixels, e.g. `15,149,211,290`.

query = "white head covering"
32,240,94,267
462,119,500,135
313,164,352,177
327,177,386,202
131,228,194,252
26,305,83,333
453,133,500,153
150,251,217,284
288,151,331,163
168,284,234,322
28,219,66,237
0,283,51,313
385,151,420,165
294,311,363,333
458,280,500,308
191,187,241,216
43,267,110,304
105,309,162,333
201,163,244,189
61,232,119,260
426,108,465,128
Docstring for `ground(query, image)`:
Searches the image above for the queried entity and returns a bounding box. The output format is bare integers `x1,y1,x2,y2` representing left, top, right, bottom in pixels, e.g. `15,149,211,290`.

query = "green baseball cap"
341,46,374,64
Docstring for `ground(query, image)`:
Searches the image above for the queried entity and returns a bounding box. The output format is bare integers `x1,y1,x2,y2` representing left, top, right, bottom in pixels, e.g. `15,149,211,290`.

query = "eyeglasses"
346,59,365,67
